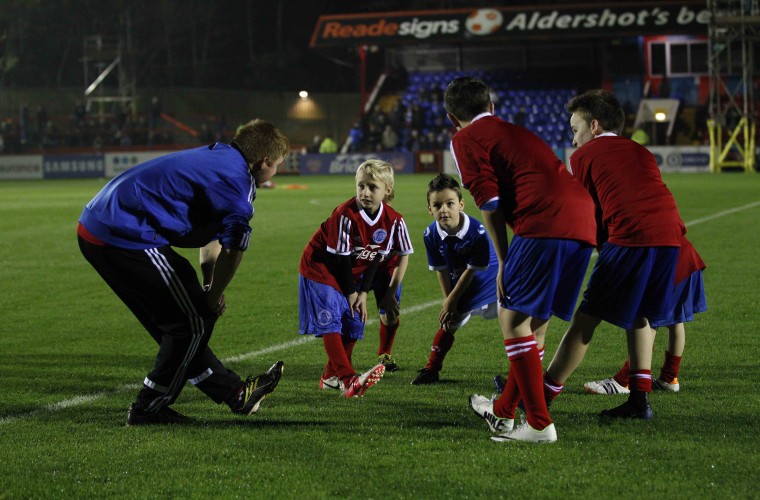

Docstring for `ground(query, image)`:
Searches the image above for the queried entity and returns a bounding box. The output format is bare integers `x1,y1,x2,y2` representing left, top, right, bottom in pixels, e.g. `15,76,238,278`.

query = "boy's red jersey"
300,197,414,291
451,114,596,246
569,135,685,247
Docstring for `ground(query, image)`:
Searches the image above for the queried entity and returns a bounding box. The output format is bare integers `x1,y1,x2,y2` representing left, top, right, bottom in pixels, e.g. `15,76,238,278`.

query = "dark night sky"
0,0,532,91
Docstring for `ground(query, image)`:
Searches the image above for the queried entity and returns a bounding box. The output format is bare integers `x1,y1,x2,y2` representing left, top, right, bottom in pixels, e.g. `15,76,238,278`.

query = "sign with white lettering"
311,3,709,48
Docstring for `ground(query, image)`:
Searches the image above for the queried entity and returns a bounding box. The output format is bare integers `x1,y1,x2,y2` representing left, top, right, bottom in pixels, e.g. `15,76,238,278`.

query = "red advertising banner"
310,2,709,48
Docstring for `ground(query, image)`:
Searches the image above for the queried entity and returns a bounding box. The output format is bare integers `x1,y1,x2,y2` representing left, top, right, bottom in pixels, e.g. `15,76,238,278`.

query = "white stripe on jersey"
337,215,352,254
395,218,413,254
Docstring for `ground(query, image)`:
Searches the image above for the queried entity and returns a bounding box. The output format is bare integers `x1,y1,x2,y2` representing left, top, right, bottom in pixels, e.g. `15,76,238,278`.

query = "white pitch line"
223,300,440,363
3,199,758,425
0,301,440,425
684,200,760,227
0,384,140,426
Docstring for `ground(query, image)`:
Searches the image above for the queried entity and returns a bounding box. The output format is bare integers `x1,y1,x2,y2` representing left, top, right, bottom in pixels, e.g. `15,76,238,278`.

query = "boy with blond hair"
299,159,413,397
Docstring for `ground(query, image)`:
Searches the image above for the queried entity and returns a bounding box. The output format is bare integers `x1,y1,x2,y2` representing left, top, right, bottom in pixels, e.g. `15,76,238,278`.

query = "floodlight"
633,98,680,141
299,90,309,99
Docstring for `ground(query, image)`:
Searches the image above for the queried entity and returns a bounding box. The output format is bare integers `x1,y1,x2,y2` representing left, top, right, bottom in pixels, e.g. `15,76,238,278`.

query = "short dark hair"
566,89,625,134
427,173,462,203
443,76,491,122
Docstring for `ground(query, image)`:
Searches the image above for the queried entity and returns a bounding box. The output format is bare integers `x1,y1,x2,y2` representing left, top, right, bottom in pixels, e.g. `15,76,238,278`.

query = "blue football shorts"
579,243,679,330
298,275,364,339
650,269,707,328
500,235,593,322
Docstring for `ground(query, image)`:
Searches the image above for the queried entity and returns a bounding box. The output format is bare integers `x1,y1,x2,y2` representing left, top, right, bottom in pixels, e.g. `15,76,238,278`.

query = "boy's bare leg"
627,317,654,374
667,323,685,357
546,310,601,384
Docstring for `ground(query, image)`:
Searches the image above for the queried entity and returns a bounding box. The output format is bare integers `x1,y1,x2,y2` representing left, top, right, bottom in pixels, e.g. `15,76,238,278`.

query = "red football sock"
543,373,564,404
426,328,455,371
377,320,399,355
504,336,552,430
494,364,520,419
495,345,547,419
628,369,652,393
322,333,355,382
343,337,357,364
659,351,682,383
613,359,630,387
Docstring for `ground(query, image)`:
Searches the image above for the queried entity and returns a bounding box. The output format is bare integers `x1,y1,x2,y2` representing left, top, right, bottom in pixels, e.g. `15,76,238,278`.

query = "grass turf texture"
1,173,758,498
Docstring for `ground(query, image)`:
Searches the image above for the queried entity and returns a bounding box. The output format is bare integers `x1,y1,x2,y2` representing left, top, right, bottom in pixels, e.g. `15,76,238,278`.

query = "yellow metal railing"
707,117,756,172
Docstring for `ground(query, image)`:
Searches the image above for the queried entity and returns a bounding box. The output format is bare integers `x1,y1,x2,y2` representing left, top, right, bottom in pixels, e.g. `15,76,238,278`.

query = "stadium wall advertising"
300,152,415,175
310,2,709,48
43,154,105,179
0,155,44,180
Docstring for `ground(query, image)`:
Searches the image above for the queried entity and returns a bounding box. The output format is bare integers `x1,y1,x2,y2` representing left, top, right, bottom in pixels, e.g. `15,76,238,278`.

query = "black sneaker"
230,361,284,415
378,353,399,372
126,403,193,426
410,368,440,385
599,398,654,420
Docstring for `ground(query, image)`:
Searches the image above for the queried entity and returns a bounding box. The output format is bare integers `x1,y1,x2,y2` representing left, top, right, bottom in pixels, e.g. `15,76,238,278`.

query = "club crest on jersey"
317,309,333,327
372,229,387,244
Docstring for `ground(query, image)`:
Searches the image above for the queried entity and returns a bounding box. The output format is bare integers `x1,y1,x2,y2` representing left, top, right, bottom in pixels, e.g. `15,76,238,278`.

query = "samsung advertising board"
43,154,105,179
0,155,44,180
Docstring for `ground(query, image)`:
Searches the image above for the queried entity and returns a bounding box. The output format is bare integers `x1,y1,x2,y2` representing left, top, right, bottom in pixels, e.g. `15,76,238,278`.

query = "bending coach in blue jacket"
78,119,290,425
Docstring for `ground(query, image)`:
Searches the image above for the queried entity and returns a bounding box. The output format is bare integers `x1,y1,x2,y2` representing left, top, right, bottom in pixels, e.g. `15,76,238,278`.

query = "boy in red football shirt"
544,89,686,419
445,76,597,443
298,159,414,397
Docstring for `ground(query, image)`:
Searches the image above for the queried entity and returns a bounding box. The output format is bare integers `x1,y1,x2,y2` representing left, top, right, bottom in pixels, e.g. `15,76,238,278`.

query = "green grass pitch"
1,173,758,498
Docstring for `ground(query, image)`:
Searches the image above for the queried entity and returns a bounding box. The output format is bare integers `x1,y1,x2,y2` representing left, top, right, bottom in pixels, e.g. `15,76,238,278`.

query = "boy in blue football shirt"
78,119,289,425
411,174,499,385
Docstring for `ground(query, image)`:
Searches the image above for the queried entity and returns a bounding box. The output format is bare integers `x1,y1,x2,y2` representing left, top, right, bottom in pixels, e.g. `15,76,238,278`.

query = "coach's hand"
203,286,227,317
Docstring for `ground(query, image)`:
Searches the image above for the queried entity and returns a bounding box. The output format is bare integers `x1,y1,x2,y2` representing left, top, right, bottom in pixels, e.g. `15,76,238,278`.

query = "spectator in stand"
514,107,527,128
19,103,30,146
368,104,388,132
436,128,452,150
428,82,443,102
421,130,437,151
308,135,322,153
35,105,48,145
319,134,338,154
388,101,406,130
381,125,399,151
71,101,88,147
404,128,421,152
366,124,382,152
348,121,364,152
406,103,425,132
199,123,214,144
